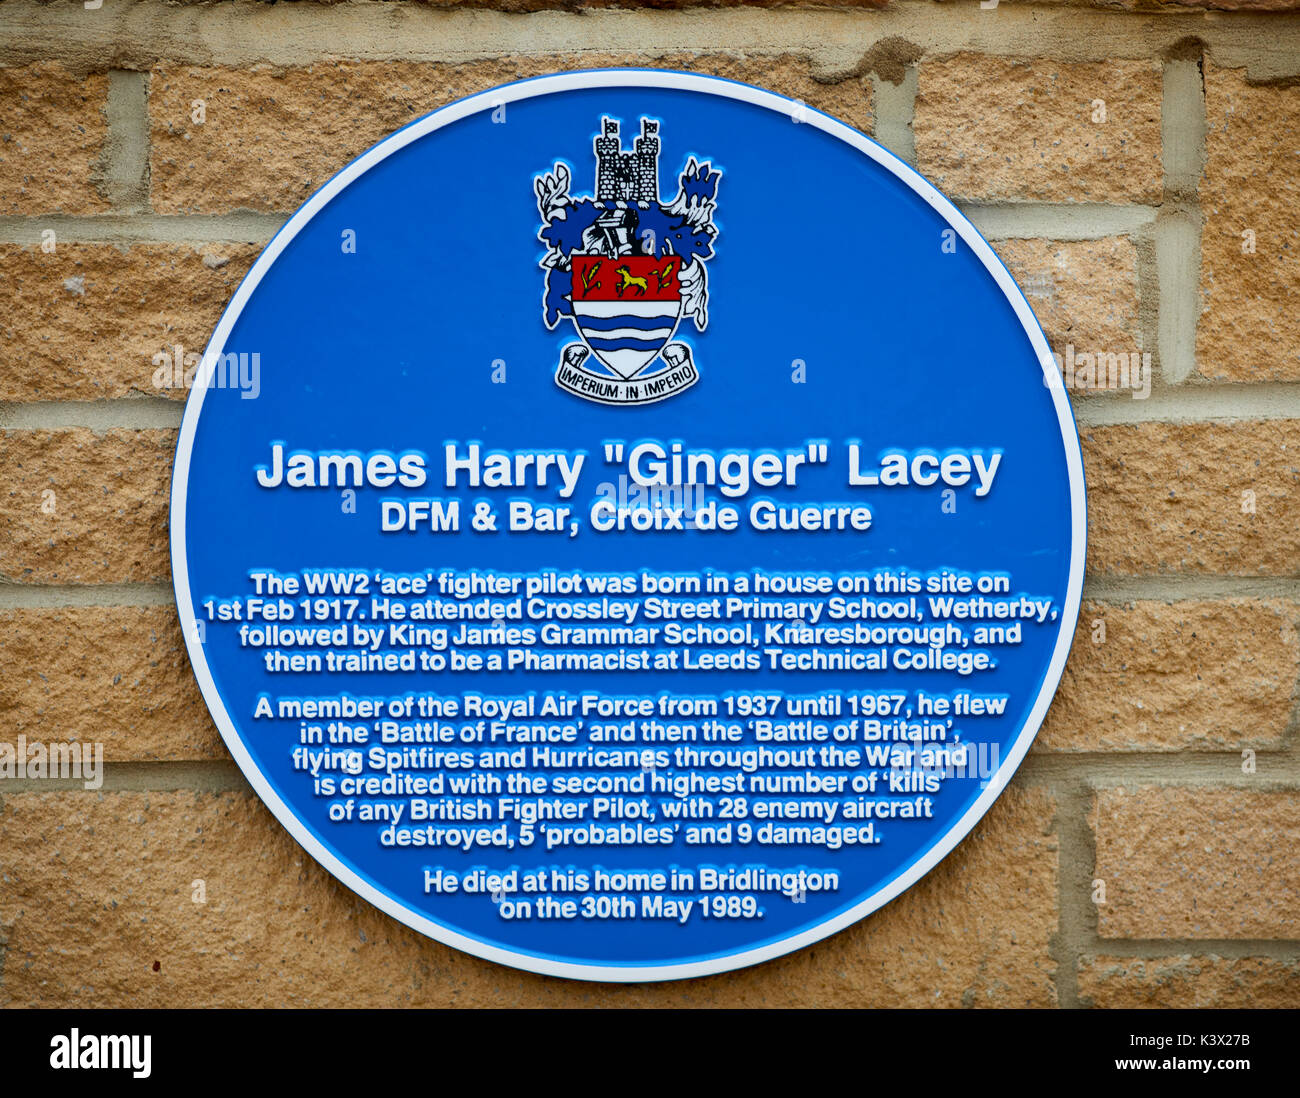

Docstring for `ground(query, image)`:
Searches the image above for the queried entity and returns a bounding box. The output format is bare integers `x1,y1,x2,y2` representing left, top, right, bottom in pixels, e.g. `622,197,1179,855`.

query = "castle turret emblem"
535,115,721,406
595,117,661,204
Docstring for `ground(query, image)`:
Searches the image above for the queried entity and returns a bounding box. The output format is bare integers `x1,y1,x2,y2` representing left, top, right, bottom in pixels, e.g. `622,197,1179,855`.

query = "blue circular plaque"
172,71,1086,981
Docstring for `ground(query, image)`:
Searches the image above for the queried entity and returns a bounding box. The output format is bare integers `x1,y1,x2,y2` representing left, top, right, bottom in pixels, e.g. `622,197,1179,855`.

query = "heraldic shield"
569,255,683,380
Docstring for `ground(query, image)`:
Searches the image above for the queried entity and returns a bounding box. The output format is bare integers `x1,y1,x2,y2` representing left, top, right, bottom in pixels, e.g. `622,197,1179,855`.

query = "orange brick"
1198,61,1300,381
996,238,1141,365
0,606,221,761
0,429,173,584
1040,599,1298,751
1083,420,1300,575
1092,787,1300,939
0,243,258,402
1079,955,1300,1008
915,54,1162,204
0,63,110,215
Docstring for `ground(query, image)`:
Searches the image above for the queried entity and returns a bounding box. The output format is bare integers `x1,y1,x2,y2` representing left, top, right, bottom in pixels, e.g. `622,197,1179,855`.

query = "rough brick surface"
1079,955,1300,1007
914,54,1162,204
0,429,173,584
1039,599,1298,751
0,785,1056,1007
1198,61,1300,381
996,237,1142,372
168,0,892,8
150,56,871,214
1092,787,1300,939
0,607,221,761
0,63,110,215
1083,420,1300,575
148,0,1298,8
1165,0,1300,8
0,243,259,402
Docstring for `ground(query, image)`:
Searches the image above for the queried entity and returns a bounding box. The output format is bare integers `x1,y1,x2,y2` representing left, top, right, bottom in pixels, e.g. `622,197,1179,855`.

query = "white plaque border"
170,69,1088,983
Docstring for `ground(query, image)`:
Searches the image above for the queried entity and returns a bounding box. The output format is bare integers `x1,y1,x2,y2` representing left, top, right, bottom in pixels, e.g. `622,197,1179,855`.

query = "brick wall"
1,1,1298,1008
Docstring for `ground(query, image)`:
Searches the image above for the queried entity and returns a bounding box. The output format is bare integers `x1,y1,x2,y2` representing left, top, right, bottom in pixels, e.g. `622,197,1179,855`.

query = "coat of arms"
535,116,722,405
